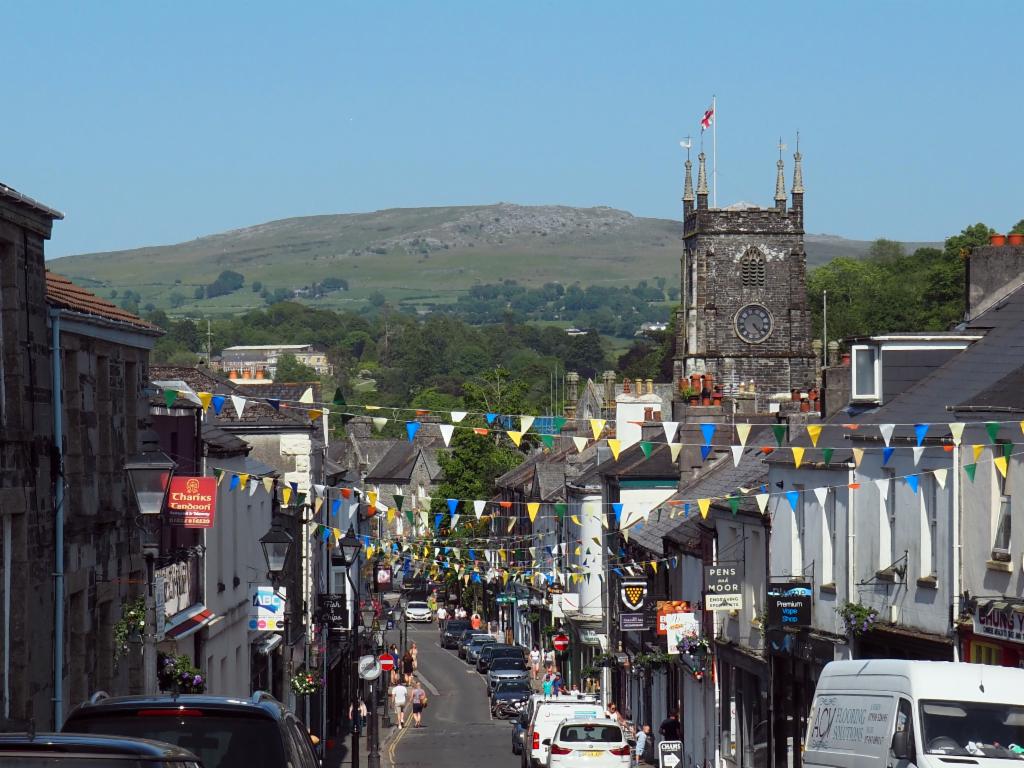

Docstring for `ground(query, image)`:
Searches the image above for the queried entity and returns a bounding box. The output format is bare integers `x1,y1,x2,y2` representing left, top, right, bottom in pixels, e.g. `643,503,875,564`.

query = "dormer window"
851,344,881,402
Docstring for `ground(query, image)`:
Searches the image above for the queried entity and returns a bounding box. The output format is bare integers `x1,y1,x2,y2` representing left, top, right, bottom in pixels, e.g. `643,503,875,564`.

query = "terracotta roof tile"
46,271,161,333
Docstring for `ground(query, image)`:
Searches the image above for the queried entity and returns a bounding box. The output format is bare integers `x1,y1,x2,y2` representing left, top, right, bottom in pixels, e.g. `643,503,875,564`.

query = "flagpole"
712,94,717,208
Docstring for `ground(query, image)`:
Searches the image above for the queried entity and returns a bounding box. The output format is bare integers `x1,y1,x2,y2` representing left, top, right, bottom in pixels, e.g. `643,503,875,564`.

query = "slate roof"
47,271,162,334
202,424,250,456
0,182,64,220
364,440,444,485
630,443,769,556
495,447,572,502
585,440,679,482
235,382,322,405
149,366,316,429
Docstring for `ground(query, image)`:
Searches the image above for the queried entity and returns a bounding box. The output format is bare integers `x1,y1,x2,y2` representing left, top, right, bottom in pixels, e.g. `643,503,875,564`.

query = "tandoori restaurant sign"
167,476,217,528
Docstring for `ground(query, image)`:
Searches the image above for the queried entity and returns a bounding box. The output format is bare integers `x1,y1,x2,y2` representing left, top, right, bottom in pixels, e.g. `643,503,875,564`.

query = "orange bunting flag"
474,427,489,436
792,447,805,469
608,439,621,461
848,482,861,489
308,409,323,421
499,501,513,510
806,424,822,447
697,498,712,519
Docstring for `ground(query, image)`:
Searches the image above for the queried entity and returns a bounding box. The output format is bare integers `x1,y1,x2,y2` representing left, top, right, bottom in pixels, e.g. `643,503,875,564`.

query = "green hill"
49,203,938,316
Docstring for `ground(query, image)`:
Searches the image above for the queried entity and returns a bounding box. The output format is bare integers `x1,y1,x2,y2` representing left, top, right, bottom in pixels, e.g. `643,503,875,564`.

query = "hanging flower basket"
838,602,880,637
113,596,147,662
290,666,323,696
593,652,618,668
157,652,206,694
632,651,672,670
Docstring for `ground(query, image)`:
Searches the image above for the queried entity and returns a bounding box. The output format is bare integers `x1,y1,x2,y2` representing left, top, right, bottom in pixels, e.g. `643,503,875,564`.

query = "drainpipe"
951,442,961,661
50,309,65,728
847,468,856,659
3,511,11,719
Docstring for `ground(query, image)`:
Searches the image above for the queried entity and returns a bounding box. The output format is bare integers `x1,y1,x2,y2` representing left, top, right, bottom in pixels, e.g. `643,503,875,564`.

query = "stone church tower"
674,148,815,400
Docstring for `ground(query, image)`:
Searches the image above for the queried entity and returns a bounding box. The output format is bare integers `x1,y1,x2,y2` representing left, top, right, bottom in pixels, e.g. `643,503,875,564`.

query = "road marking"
415,669,440,696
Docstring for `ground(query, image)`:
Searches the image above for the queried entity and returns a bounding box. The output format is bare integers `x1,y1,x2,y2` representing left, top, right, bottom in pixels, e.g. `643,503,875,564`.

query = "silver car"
466,636,496,663
487,657,530,691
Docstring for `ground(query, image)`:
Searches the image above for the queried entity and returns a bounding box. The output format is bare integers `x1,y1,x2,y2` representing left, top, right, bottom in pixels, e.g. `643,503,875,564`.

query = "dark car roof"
0,732,199,758
64,692,289,724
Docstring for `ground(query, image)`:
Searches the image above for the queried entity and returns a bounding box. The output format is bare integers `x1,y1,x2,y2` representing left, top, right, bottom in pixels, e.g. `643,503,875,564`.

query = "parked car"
487,657,530,692
545,719,631,768
525,697,606,768
512,709,529,755
466,636,497,663
0,733,202,767
459,631,489,658
492,680,533,714
62,691,319,768
441,619,472,649
478,644,525,673
404,601,433,623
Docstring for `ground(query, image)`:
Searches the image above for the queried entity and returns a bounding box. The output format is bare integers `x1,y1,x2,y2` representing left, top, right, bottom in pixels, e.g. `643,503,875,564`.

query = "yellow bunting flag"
590,419,606,440
507,518,516,533
507,431,524,447
571,515,581,525
239,473,250,489
852,448,864,468
314,497,324,514
650,560,658,573
736,423,751,447
995,456,1009,478
308,409,323,421
669,443,682,462
198,392,213,412
387,508,395,524
262,477,275,494
972,444,984,463
368,491,378,508
792,447,805,469
364,405,381,411
608,439,621,461
527,502,540,523
698,498,712,518
806,424,822,447
282,487,292,506
366,545,375,560
498,549,507,562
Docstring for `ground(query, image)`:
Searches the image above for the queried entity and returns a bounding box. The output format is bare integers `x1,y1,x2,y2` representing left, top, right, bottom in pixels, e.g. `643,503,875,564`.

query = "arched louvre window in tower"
740,248,767,288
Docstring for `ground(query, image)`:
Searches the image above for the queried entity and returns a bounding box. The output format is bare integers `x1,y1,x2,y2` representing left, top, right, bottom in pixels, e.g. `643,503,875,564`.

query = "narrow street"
386,624,521,768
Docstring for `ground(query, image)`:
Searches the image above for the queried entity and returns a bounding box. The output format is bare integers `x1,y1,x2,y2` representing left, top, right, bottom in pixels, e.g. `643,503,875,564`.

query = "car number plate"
581,751,603,757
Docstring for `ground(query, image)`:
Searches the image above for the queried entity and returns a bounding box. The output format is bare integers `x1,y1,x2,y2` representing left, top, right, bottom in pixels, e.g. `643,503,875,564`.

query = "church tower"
674,145,814,401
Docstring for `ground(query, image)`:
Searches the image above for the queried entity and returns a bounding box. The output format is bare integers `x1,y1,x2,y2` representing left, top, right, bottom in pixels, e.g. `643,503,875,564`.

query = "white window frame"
851,344,881,402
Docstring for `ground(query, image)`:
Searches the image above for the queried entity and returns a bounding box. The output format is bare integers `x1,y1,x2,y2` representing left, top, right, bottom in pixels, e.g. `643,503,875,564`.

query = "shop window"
970,641,1002,666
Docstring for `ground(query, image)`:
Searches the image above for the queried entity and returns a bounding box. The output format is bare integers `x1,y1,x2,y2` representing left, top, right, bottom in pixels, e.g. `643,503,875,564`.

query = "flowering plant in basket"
290,666,323,696
157,652,206,694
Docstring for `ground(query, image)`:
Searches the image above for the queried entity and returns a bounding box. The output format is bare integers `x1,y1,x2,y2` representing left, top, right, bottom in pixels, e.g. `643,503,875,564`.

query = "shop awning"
254,633,283,656
165,604,216,640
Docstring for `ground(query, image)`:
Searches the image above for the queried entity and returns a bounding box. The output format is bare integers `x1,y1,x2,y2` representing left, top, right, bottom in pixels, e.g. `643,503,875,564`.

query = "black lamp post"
260,519,294,584
125,451,176,696
332,525,364,768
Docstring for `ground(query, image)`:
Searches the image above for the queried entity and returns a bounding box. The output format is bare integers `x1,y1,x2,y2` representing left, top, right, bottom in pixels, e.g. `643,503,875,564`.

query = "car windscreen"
469,638,495,648
0,759,198,767
558,724,623,743
491,659,527,671
445,621,470,631
407,603,429,610
496,682,532,693
64,712,287,768
920,700,1024,760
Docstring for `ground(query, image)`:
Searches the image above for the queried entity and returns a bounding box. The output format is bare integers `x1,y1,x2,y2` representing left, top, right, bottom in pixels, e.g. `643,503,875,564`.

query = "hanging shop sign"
156,560,191,618
374,563,393,593
767,582,812,628
620,578,653,631
656,601,693,636
249,585,287,632
317,593,349,634
167,476,217,528
704,564,742,611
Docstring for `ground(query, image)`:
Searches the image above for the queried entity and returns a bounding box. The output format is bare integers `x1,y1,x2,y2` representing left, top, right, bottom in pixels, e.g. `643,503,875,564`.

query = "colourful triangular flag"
406,421,421,442
879,424,895,446
669,443,682,462
912,446,925,466
792,446,805,468
608,439,621,461
949,422,965,445
735,423,751,447
520,415,535,434
914,423,929,446
771,424,787,447
994,456,1008,478
439,424,455,447
755,494,769,514
822,447,834,465
806,424,822,447
640,441,653,458
882,446,894,465
231,395,247,418
163,389,178,409
731,446,743,467
197,392,213,412
906,475,919,494
373,416,388,432
934,468,948,489
700,422,716,446
507,431,523,447
527,502,540,523
786,490,799,512
852,448,864,468
473,500,486,519
573,436,588,453
590,419,606,440
663,421,679,443
986,421,1001,443
697,498,711,519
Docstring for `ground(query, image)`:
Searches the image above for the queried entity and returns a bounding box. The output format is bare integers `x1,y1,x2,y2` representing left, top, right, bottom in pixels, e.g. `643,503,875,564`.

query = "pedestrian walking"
349,699,368,734
543,647,555,673
389,644,401,685
529,645,541,680
551,673,563,696
402,650,415,684
471,612,482,630
391,680,409,728
410,678,428,728
635,724,653,765
437,604,448,631
659,709,682,741
542,673,554,698
410,641,419,671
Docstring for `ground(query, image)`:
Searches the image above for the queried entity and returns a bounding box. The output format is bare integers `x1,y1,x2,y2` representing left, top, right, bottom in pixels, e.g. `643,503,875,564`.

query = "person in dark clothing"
659,709,682,741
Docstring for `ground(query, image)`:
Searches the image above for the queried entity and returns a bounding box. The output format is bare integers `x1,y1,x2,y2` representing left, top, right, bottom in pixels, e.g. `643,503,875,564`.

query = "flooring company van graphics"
807,694,894,755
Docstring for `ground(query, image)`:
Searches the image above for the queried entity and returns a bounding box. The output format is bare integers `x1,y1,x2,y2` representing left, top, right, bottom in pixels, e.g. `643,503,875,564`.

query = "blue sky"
5,1,1022,258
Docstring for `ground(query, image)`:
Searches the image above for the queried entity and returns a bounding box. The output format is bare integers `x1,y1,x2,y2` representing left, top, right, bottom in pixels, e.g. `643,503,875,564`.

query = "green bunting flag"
964,463,978,482
771,424,787,447
1004,442,1014,460
554,503,568,518
394,493,404,512
405,510,415,525
986,422,1001,443
640,441,653,458
332,388,347,407
728,496,740,516
540,434,555,449
822,447,834,465
552,417,568,433
163,389,178,409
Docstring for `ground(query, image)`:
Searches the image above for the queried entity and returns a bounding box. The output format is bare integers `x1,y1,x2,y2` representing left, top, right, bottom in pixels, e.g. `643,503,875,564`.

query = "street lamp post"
360,603,381,768
125,451,177,697
260,516,294,699
335,526,363,768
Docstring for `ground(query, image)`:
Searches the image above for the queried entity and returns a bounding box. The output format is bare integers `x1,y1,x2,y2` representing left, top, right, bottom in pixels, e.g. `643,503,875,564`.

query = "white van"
524,697,606,768
805,659,1024,767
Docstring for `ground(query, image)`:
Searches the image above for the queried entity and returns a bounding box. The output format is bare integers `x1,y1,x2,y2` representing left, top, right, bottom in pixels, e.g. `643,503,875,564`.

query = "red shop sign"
168,476,217,528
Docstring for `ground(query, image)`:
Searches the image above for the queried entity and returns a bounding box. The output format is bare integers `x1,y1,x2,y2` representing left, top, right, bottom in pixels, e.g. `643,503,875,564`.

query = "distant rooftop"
0,182,64,220
46,271,161,334
223,344,316,351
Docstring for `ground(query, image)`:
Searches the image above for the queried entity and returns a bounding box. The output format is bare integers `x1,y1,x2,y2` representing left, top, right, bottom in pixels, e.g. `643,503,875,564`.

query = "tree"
429,428,523,522
251,280,263,293
462,367,529,416
193,286,205,300
168,291,186,308
274,353,317,382
1011,219,1024,235
206,270,245,298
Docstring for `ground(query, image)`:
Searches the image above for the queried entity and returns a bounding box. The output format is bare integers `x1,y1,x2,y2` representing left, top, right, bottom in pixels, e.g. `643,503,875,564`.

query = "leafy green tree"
1010,220,1024,235
168,291,186,308
194,286,205,300
429,428,523,521
251,280,263,293
274,353,318,382
206,270,245,298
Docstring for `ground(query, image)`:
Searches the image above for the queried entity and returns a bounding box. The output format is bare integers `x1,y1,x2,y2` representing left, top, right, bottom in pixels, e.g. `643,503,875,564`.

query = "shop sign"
973,604,1024,645
580,629,604,646
656,601,692,635
317,593,348,634
249,585,287,632
666,612,700,654
167,476,217,528
704,564,742,611
767,582,812,628
156,561,190,618
620,578,653,631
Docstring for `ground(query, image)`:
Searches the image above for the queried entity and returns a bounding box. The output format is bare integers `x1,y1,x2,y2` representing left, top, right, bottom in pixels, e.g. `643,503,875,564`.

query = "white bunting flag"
439,424,455,447
735,423,751,447
912,446,925,466
450,411,468,423
949,422,965,445
663,421,679,444
231,395,247,419
731,446,743,467
573,436,589,453
879,424,895,447
814,487,829,508
474,500,487,519
451,514,460,529
373,416,388,432
755,493,770,514
875,478,890,500
934,468,948,489
520,415,535,434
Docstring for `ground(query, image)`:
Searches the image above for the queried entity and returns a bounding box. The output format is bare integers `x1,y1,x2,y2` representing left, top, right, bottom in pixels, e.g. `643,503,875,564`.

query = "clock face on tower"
735,304,773,344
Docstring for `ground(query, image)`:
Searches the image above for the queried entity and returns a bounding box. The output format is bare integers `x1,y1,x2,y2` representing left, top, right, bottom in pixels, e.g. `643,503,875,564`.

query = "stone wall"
967,244,1024,319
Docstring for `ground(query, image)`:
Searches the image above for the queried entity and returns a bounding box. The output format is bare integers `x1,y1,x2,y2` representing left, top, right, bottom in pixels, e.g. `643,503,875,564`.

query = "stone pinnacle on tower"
683,158,695,216
792,149,804,194
696,152,709,210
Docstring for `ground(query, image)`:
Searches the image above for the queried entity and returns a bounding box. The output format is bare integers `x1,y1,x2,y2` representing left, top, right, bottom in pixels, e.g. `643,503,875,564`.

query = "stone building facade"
674,150,816,401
